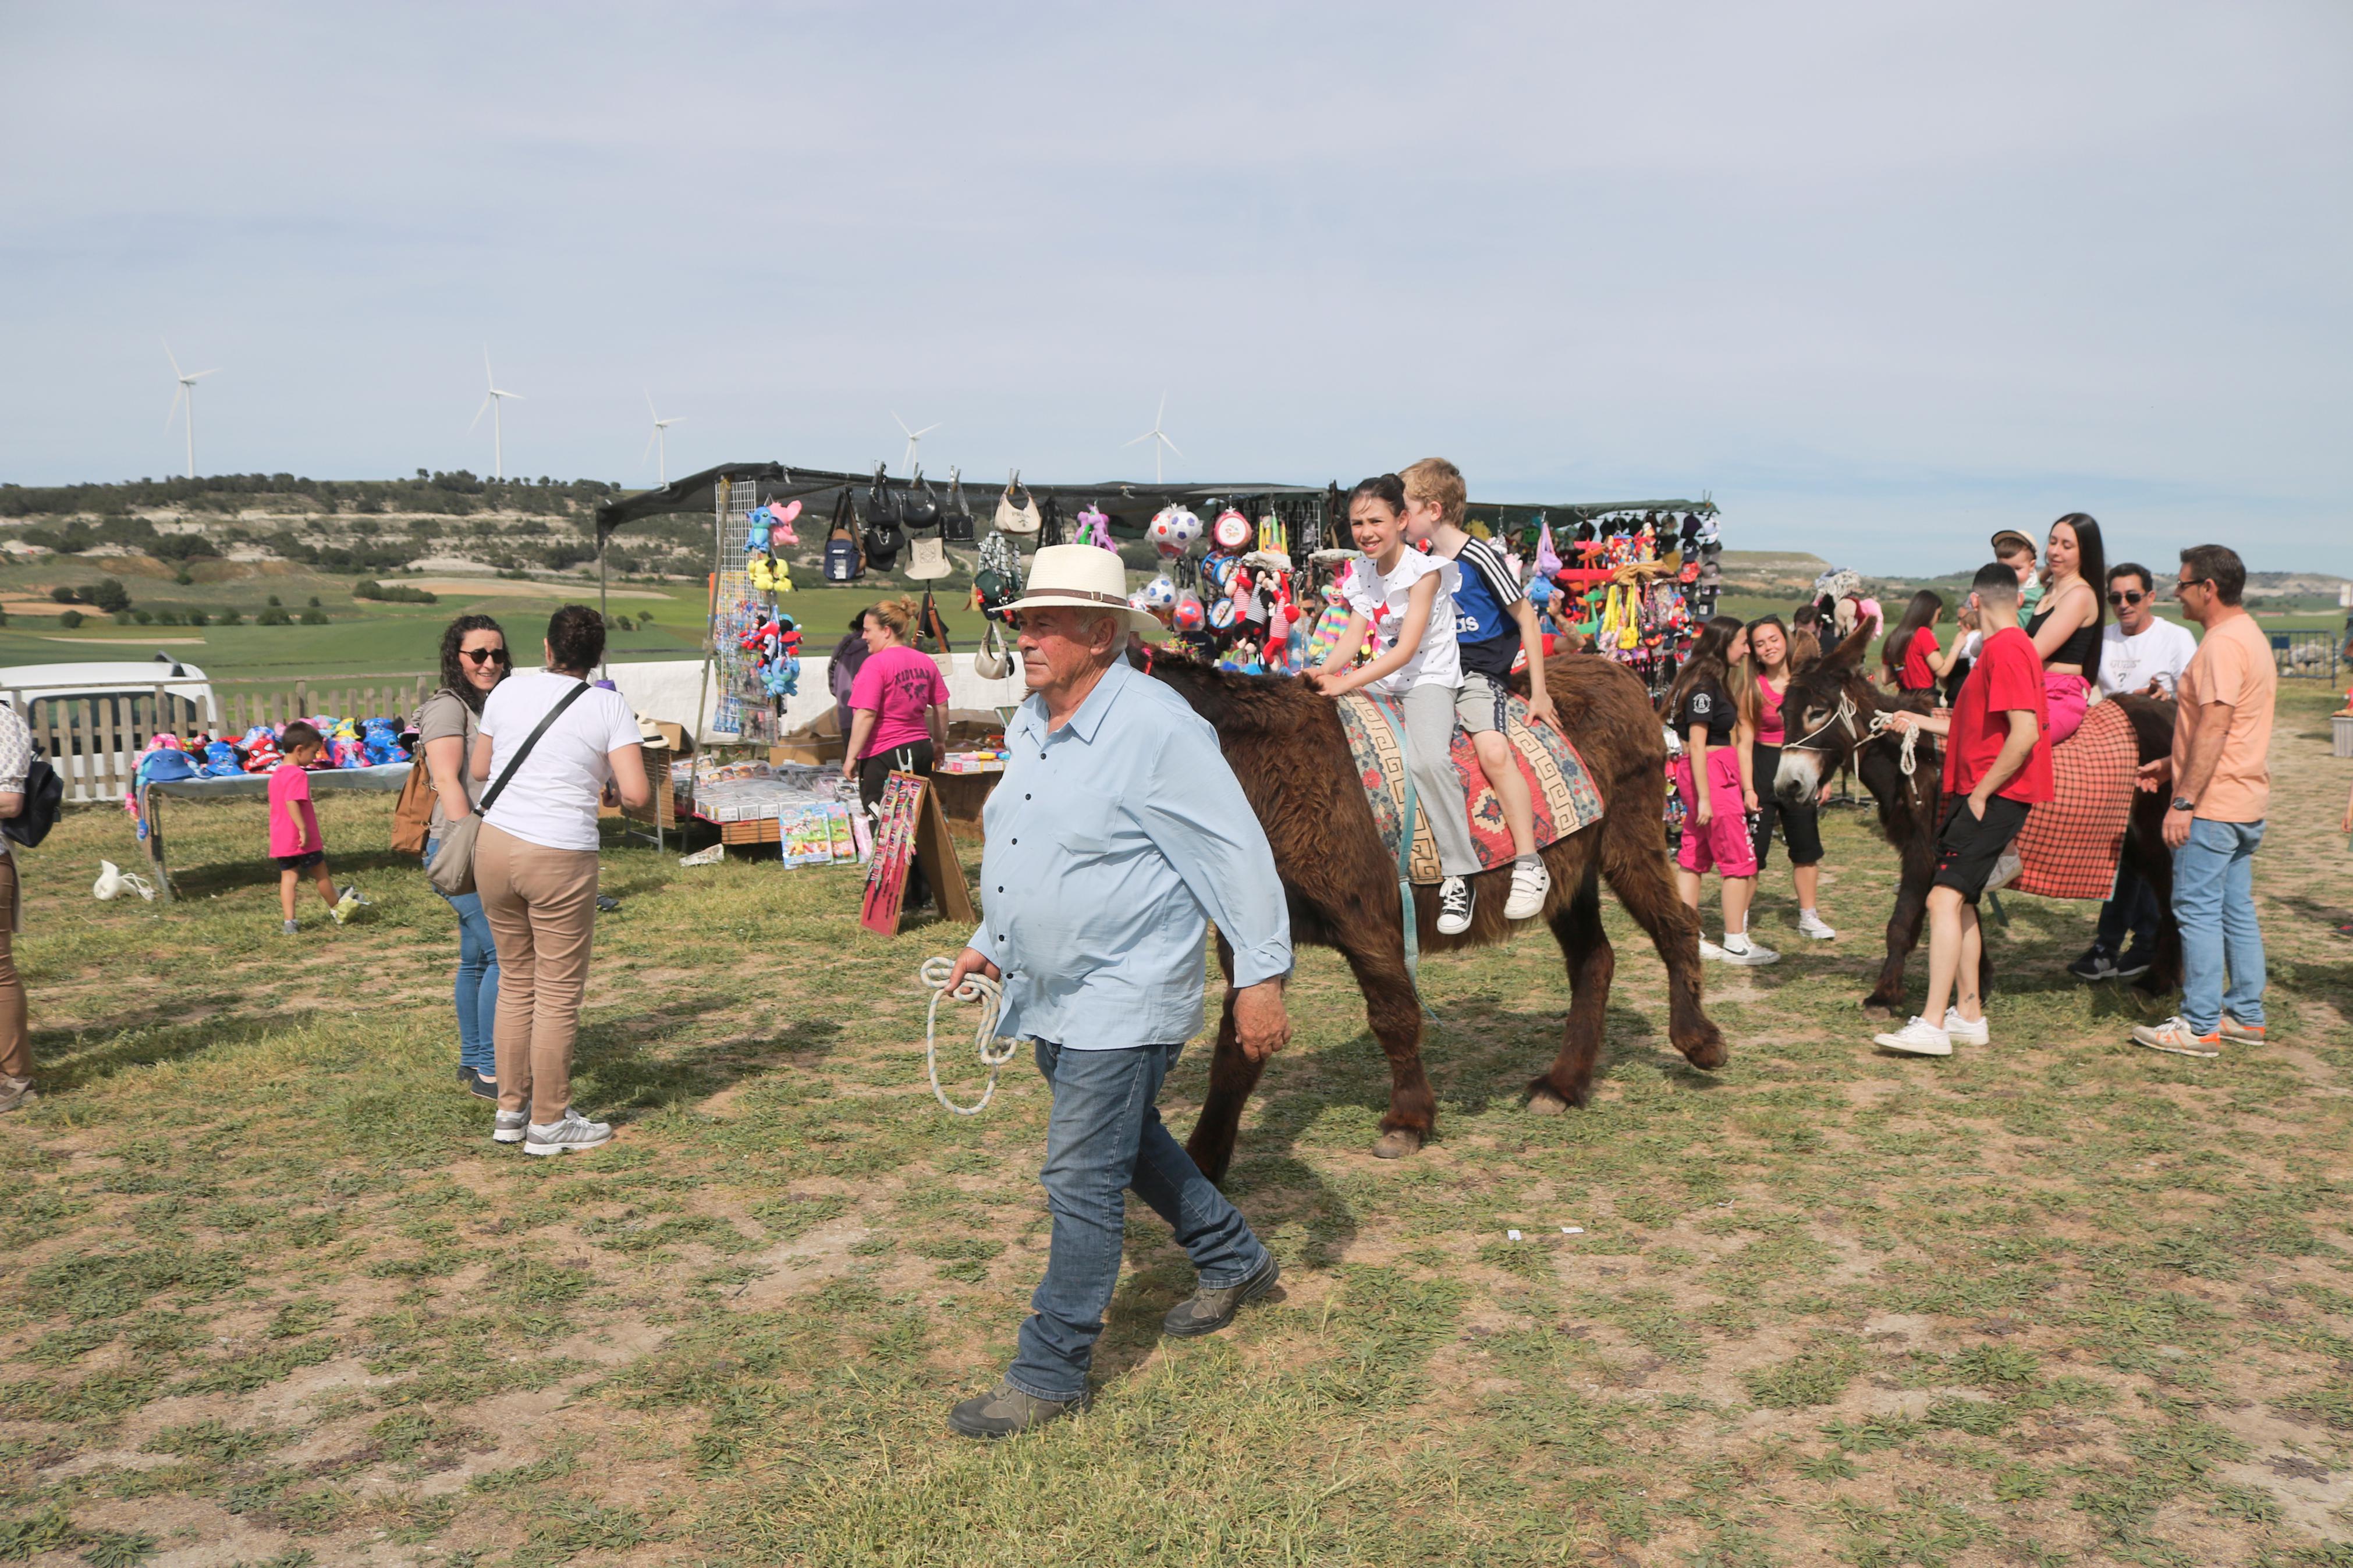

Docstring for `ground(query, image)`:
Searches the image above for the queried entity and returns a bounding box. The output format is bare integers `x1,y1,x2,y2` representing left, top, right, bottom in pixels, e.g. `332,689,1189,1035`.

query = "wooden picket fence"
3,673,434,804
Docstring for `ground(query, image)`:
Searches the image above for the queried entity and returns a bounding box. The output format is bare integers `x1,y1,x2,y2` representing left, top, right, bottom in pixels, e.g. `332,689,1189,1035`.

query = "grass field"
0,681,2349,1564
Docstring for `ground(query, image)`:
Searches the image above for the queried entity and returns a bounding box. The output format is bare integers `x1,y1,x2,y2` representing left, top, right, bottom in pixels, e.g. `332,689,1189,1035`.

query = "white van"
0,657,221,801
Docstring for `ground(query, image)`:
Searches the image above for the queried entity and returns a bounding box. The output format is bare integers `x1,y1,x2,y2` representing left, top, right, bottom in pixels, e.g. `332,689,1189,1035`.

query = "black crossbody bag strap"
479,680,591,814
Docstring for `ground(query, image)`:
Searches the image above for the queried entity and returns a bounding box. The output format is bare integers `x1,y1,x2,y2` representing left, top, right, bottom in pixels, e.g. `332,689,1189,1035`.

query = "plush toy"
765,499,802,547
748,552,792,594
745,514,770,553
1077,504,1114,550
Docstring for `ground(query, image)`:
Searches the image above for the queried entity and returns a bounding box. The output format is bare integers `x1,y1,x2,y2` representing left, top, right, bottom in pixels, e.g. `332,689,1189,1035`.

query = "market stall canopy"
594,463,1329,545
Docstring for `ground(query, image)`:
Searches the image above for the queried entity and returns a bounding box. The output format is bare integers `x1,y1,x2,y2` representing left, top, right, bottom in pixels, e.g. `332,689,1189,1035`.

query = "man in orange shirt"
2132,544,2276,1057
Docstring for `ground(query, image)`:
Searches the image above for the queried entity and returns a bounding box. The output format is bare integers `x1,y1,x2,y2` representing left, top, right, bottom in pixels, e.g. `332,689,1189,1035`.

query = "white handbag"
972,618,1012,680
995,474,1041,536
905,534,952,581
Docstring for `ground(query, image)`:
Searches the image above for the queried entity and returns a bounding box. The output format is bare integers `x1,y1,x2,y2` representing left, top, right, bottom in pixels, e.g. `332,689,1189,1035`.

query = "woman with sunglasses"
420,614,511,1099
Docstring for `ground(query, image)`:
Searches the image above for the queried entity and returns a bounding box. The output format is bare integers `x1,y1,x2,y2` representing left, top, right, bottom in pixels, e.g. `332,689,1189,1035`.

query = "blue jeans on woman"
2171,817,2266,1036
425,835,500,1078
1006,1040,1270,1403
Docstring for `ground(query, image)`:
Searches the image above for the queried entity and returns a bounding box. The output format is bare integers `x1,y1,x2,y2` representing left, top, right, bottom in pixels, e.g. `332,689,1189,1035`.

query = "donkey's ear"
1828,620,1874,670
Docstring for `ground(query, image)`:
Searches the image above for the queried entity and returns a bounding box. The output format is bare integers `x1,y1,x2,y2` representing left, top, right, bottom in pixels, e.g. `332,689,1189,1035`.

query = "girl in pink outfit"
2025,513,2106,747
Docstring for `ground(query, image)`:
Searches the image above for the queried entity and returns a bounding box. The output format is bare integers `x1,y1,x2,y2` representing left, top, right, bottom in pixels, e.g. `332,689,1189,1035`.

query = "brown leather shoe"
946,1379,1088,1440
1162,1254,1280,1338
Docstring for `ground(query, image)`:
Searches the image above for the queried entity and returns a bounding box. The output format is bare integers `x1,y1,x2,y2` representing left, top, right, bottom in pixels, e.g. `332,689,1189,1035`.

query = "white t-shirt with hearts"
1341,549,1462,696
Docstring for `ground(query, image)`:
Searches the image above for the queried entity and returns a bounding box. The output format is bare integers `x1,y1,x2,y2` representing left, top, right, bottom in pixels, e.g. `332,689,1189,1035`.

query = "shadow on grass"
573,1002,837,1118
165,846,424,901
35,1006,330,1093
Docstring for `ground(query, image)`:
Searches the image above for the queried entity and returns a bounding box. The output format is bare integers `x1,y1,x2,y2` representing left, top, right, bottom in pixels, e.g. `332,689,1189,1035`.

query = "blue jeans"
424,836,501,1076
2095,861,2162,953
2171,817,2265,1034
1007,1040,1269,1402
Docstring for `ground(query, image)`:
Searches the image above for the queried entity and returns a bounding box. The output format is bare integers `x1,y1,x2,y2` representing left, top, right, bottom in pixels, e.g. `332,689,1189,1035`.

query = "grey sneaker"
492,1110,528,1144
281,919,300,936
946,1379,1089,1441
1163,1253,1280,1338
0,1077,36,1114
524,1106,612,1157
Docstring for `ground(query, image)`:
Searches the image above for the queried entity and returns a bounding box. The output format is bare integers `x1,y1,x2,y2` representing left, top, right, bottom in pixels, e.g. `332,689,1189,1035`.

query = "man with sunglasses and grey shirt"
2068,563,2198,983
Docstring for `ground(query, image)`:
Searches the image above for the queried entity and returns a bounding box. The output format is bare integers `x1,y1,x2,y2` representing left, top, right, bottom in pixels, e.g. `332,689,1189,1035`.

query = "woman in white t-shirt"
1306,475,1484,933
467,605,651,1157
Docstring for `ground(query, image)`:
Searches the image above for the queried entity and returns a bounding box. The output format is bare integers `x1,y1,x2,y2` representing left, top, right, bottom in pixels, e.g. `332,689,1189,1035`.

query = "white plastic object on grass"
93,861,155,902
1506,1229,1522,1241
1561,1226,1584,1236
678,844,725,867
920,955,1020,1116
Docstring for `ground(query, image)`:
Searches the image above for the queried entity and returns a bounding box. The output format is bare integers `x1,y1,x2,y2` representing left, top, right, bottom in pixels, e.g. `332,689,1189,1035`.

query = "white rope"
1864,708,1922,777
920,956,1020,1116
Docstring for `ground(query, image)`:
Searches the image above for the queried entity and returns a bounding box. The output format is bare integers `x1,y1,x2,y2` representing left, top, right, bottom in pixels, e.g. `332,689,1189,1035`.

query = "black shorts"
1748,743,1824,869
274,850,325,872
1931,794,2029,901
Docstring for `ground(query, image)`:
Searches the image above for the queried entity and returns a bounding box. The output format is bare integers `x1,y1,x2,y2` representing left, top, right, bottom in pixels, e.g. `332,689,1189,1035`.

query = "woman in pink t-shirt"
846,596,950,906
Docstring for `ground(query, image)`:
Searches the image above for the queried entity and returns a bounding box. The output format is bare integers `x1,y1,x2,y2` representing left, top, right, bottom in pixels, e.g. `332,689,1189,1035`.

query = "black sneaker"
2111,943,2154,981
1162,1254,1280,1338
457,1066,498,1101
1436,877,1473,936
2067,944,2120,983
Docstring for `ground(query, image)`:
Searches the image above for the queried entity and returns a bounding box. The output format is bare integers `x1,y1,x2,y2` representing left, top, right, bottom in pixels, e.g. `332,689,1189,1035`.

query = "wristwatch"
2170,795,2195,813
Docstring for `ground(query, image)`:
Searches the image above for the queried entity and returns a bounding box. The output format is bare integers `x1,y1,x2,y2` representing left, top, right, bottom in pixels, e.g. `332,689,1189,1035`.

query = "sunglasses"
2107,590,2145,606
460,646,510,665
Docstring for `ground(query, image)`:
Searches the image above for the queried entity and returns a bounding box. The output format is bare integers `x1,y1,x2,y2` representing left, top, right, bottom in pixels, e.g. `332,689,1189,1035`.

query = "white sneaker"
524,1107,612,1157
1503,860,1551,920
1873,1017,1953,1057
1942,1008,1990,1046
1436,876,1474,936
1798,910,1837,941
1699,937,1729,961
492,1110,528,1144
1719,936,1781,966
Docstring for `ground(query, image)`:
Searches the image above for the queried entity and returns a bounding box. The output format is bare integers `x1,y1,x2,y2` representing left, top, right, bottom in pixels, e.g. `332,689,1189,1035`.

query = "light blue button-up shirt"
967,658,1293,1050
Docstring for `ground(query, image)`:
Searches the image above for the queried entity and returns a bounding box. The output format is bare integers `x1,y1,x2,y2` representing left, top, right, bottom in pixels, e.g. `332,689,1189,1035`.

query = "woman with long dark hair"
418,613,510,1098
1662,616,1775,964
1880,589,1955,695
2027,512,2106,746
1741,616,1836,942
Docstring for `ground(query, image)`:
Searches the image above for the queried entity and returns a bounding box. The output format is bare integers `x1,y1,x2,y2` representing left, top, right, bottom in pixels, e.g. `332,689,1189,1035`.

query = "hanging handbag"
901,468,940,530
863,468,907,569
995,474,1041,536
972,617,1010,680
1037,494,1065,547
915,588,953,654
426,680,592,898
823,490,864,582
940,469,975,542
904,533,952,581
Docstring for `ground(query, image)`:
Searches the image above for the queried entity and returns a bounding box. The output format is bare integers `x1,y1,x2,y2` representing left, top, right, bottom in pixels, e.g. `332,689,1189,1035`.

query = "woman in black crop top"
2026,513,2106,746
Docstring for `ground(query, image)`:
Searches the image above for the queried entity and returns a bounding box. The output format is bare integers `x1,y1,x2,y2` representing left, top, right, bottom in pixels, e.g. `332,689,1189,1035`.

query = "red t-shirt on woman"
1898,625,1939,691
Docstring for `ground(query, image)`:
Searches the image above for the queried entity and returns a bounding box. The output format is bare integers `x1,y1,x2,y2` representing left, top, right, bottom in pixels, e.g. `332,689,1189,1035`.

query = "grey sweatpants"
1397,681,1480,877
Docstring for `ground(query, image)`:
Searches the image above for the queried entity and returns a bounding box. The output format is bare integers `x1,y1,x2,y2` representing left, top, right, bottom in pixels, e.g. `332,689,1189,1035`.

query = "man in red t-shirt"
1870,561,2054,1058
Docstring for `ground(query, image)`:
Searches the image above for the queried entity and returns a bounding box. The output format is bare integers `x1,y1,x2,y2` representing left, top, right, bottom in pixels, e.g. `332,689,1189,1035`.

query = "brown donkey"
1141,649,1726,1183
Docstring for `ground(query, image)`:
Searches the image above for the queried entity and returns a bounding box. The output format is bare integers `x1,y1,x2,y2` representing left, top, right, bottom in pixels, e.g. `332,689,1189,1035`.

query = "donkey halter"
1783,689,1924,778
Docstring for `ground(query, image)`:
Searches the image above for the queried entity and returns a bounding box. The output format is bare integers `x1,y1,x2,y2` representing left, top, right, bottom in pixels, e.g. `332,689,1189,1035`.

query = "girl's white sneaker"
1503,861,1552,920
1942,1008,1990,1046
1873,1017,1953,1057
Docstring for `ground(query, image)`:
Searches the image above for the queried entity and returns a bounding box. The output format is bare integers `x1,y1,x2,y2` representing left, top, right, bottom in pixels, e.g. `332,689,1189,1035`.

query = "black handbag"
861,469,906,570
941,471,975,542
901,468,940,531
1038,494,1065,547
2,753,62,848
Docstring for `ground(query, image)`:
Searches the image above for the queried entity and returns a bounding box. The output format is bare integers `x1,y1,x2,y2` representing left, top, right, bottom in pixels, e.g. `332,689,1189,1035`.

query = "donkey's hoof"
1862,1000,1900,1021
1526,1083,1571,1116
1371,1128,1425,1160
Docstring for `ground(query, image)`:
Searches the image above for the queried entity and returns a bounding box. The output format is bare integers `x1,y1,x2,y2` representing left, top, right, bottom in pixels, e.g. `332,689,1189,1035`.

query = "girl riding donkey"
1306,474,1489,935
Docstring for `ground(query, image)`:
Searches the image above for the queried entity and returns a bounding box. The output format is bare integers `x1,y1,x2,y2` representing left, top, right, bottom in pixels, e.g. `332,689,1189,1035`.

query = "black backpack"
3,754,63,848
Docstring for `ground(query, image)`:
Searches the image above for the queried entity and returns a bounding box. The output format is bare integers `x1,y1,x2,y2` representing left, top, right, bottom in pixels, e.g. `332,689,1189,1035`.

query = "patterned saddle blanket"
1337,690,1606,886
2008,698,2139,901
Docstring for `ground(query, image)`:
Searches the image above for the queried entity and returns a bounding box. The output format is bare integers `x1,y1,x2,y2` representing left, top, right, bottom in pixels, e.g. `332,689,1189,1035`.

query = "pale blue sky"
3,2,2347,574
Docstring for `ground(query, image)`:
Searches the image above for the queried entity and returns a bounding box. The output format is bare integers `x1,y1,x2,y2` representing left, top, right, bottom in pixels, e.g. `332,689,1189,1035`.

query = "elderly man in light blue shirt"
943,546,1293,1440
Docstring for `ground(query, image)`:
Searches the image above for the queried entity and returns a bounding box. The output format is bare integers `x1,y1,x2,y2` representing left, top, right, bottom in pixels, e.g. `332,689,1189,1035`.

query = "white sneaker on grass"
1699,937,1729,961
492,1110,528,1145
524,1107,613,1157
1873,1017,1953,1057
1503,860,1552,920
1798,910,1838,940
1943,1008,1990,1046
1719,935,1780,966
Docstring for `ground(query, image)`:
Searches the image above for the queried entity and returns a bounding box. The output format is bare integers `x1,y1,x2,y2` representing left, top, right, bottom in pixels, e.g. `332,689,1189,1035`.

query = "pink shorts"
2044,671,2089,748
1674,748,1757,878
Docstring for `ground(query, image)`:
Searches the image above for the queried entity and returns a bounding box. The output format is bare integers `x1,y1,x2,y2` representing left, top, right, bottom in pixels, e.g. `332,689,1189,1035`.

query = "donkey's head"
1773,621,1880,807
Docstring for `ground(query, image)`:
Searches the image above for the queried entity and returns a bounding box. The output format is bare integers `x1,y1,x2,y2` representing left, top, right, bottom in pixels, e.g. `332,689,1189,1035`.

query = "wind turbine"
892,412,939,474
643,392,683,484
470,350,523,479
1123,393,1182,483
162,342,218,480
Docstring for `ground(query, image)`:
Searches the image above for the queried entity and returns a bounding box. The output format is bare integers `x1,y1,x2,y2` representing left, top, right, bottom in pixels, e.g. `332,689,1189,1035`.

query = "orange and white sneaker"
2132,1017,2220,1058
2218,1015,2266,1044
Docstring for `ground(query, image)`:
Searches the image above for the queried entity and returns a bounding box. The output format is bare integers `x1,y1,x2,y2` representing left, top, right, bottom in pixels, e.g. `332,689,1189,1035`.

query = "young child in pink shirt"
271,722,360,933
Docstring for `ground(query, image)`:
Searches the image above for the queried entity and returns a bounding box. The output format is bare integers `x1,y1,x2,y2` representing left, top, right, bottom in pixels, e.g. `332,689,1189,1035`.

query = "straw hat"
1000,543,1160,635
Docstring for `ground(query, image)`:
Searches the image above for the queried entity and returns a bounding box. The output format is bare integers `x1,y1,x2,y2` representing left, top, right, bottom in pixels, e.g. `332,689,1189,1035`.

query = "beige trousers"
0,858,24,1083
475,823,598,1124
